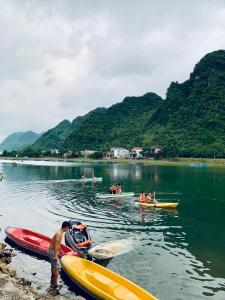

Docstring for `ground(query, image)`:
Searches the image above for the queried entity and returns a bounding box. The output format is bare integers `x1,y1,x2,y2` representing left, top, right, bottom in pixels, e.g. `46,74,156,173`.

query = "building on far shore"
63,151,73,158
107,147,130,159
151,145,162,155
50,149,59,155
130,147,143,159
80,150,96,158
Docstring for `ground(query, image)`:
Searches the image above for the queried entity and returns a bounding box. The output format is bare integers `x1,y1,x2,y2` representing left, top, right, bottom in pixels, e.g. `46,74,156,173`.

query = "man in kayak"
48,221,71,290
146,193,154,203
146,192,159,204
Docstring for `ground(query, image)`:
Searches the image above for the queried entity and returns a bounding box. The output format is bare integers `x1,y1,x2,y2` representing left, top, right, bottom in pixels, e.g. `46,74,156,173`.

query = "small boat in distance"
78,177,102,182
189,163,207,168
96,192,135,199
61,255,158,300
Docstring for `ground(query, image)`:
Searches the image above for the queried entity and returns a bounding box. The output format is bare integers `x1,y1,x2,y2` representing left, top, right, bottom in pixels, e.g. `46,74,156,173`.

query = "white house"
151,145,162,155
50,149,59,155
130,147,143,158
80,150,96,157
109,147,130,159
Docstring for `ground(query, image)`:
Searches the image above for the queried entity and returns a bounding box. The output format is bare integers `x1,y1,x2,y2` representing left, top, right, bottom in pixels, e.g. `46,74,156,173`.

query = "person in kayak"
48,221,71,290
109,184,117,194
146,192,159,204
117,182,122,194
139,192,146,203
146,193,154,203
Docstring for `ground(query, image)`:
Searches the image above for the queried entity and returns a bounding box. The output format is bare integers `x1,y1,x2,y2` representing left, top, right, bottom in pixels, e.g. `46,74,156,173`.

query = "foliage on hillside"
63,93,163,151
20,50,225,158
31,119,72,150
144,50,225,157
0,131,42,151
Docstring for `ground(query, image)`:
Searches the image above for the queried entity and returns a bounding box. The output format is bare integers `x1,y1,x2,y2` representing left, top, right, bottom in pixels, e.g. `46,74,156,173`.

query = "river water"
0,160,225,299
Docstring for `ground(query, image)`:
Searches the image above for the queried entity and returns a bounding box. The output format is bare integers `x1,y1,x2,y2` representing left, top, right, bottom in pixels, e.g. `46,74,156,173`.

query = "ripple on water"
1,162,225,299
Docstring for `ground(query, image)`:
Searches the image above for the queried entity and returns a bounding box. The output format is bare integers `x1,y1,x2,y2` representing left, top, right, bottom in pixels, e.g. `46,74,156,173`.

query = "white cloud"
1,0,225,141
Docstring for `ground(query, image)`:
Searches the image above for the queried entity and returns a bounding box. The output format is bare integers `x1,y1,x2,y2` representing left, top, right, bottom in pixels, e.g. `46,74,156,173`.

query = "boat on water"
136,202,179,208
65,220,92,257
96,192,134,199
61,255,158,300
5,227,77,257
189,163,207,168
77,177,102,182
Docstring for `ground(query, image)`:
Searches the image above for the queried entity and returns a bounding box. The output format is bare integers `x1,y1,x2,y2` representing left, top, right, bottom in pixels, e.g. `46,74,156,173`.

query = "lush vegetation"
144,50,225,157
64,93,163,151
8,50,225,158
0,131,42,152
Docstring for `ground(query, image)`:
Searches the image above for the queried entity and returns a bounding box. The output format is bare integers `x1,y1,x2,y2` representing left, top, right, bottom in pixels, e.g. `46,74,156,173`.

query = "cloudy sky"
1,0,225,141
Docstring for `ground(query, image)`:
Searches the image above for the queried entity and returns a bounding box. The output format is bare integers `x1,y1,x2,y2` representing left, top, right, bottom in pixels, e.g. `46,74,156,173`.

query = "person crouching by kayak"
48,221,71,291
109,184,117,194
139,192,146,203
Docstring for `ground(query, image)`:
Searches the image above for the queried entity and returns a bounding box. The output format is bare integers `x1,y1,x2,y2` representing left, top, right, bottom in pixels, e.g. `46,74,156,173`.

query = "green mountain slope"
32,108,107,150
0,131,41,151
144,50,225,157
32,119,72,150
64,93,163,151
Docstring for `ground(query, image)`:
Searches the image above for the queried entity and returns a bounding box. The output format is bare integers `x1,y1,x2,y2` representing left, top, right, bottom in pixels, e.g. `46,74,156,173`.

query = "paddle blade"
89,237,138,260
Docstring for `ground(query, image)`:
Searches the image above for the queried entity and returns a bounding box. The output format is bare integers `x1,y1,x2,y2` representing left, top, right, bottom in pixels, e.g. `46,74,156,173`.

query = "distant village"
49,145,162,160
0,145,162,160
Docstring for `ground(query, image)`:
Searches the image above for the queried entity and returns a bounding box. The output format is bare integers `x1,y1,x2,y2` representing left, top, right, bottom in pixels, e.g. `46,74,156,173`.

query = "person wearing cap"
48,221,71,290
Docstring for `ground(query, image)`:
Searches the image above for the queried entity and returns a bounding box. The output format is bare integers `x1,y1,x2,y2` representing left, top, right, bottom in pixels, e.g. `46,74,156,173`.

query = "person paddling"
139,192,146,203
117,182,122,194
48,221,71,291
109,184,117,194
146,193,154,203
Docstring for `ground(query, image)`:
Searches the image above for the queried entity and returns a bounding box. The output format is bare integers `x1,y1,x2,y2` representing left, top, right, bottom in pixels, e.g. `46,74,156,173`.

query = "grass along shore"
1,156,225,167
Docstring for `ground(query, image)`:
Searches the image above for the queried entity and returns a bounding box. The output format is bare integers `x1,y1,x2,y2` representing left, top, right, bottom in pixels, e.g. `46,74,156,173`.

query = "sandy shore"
0,242,85,300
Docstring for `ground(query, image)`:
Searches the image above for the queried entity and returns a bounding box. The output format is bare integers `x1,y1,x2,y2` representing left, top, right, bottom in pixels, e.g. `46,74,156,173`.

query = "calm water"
0,160,225,300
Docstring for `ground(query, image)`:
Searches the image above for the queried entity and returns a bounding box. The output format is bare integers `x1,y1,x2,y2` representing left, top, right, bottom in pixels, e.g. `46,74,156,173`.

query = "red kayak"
5,226,78,257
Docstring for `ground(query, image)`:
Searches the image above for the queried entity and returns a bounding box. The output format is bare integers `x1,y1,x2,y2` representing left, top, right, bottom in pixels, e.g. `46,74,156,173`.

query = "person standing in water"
48,221,71,290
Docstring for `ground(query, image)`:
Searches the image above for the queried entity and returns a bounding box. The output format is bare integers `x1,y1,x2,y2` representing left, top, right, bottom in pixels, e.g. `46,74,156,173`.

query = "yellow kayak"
136,202,178,208
61,255,158,300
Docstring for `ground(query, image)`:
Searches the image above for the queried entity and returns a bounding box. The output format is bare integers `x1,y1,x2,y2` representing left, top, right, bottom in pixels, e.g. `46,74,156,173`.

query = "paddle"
88,238,137,260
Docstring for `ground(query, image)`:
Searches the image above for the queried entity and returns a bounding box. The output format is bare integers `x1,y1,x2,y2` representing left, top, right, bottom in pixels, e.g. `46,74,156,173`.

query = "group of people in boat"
139,192,159,204
109,182,122,194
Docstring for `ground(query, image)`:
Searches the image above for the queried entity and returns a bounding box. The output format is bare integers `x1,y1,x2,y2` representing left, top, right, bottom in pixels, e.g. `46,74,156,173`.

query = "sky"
1,0,225,142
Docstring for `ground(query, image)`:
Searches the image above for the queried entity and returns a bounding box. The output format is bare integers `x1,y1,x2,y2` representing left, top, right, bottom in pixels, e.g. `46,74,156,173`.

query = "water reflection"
0,161,225,299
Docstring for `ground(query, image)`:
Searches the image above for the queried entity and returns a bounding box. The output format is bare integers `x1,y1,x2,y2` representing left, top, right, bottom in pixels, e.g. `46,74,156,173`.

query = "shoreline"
1,156,225,167
0,242,85,300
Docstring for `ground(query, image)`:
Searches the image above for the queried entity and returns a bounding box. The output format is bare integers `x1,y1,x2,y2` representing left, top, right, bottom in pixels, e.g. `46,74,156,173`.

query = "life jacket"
78,240,92,247
139,195,146,203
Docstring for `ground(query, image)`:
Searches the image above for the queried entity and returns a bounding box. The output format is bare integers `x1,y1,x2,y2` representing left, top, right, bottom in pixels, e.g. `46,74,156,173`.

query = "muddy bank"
0,242,85,300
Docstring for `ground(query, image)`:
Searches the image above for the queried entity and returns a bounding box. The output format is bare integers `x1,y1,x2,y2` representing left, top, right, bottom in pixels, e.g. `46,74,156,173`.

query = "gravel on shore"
0,242,85,300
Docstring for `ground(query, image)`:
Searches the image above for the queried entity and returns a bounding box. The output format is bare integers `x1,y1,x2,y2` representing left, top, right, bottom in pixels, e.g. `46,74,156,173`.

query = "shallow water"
0,160,225,299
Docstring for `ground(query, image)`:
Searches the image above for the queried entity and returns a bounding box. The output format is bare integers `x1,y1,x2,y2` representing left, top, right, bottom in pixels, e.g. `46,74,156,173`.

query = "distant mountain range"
0,131,42,152
3,50,225,157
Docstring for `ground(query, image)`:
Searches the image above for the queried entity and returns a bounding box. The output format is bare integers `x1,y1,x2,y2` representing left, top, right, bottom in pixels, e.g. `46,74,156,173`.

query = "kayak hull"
65,220,92,256
61,255,158,300
5,227,77,257
136,202,178,208
96,192,134,199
